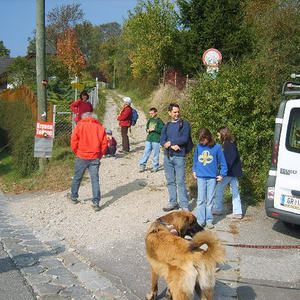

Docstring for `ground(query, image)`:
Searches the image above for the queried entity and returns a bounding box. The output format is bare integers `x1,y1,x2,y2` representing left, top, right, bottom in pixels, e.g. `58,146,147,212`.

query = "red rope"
224,244,300,249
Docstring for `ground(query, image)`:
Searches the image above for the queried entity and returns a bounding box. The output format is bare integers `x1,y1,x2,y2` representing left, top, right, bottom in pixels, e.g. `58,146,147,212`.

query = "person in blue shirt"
160,103,191,212
193,128,228,229
213,126,243,219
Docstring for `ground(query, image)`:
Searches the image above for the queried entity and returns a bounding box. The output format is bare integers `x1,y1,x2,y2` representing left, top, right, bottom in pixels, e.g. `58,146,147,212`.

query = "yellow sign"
71,82,84,89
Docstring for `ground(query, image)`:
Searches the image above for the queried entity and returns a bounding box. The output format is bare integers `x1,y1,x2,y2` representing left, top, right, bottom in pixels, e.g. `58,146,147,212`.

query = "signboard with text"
36,121,54,138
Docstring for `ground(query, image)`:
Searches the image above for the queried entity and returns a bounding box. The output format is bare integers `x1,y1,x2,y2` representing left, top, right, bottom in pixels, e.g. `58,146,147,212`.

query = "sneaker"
66,193,79,204
181,207,189,212
205,223,215,229
163,204,179,212
151,169,158,173
91,203,101,211
212,210,223,215
226,214,242,219
139,165,145,172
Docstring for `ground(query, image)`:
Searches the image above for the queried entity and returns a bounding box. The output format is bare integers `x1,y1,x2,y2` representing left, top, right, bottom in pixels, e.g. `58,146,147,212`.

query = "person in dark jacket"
117,97,132,152
213,126,243,219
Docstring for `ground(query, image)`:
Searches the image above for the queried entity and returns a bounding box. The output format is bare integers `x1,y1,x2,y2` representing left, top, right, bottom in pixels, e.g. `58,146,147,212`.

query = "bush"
0,99,38,176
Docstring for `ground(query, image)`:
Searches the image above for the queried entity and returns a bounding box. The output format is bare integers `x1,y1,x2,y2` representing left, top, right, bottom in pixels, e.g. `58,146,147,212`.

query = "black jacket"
223,141,242,177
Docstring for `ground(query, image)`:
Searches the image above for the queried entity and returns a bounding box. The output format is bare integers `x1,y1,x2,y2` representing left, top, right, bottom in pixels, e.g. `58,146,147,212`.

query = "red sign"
36,121,54,138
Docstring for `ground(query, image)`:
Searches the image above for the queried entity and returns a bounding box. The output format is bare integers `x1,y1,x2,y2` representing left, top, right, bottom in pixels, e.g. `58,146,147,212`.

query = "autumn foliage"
57,26,87,76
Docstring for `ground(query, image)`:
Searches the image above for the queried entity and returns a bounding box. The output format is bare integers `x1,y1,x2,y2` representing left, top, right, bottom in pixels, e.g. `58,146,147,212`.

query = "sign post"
202,48,222,80
34,121,54,158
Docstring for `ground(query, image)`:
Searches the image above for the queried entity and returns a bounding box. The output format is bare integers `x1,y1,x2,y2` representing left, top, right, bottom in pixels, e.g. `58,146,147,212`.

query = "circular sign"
202,48,222,67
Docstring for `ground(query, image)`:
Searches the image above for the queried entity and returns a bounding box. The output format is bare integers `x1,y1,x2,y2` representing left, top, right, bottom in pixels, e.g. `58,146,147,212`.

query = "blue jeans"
214,176,242,214
163,154,189,209
71,157,101,204
140,141,160,170
196,178,216,225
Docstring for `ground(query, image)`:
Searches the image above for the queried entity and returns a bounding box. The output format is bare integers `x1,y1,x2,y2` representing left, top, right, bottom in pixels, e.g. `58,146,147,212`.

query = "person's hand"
193,172,197,179
148,128,154,132
216,175,223,182
171,145,181,151
164,141,171,149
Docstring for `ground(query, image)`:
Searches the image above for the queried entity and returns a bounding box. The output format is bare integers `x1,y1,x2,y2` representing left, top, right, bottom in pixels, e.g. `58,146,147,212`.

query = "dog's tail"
189,230,225,264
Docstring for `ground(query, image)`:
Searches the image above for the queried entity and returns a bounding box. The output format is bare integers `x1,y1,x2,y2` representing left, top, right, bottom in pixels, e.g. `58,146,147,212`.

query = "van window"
286,108,300,153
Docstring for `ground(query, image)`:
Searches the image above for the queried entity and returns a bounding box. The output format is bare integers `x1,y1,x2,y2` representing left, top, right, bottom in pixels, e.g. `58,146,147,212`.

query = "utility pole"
36,0,47,171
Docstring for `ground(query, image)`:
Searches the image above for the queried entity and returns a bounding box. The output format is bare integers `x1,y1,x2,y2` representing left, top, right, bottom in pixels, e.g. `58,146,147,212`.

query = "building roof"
0,57,14,75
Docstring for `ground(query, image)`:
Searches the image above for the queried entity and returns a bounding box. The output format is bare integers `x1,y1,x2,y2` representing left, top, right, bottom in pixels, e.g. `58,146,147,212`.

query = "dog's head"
158,211,204,237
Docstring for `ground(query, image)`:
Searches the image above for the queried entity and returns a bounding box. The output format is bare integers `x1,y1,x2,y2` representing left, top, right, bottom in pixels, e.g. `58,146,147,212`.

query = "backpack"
165,120,194,154
131,107,139,126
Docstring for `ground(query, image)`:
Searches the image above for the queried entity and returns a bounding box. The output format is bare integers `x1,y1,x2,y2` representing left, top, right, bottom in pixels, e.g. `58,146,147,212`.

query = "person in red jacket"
117,97,132,152
70,90,93,123
67,112,108,211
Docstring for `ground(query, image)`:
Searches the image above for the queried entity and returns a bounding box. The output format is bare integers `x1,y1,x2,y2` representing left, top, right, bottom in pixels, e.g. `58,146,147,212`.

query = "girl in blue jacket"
193,128,228,229
213,126,243,219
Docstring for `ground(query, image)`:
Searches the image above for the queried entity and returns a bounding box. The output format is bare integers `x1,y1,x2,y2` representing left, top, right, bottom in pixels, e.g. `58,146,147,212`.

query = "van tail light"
271,141,279,167
272,212,279,217
267,187,275,201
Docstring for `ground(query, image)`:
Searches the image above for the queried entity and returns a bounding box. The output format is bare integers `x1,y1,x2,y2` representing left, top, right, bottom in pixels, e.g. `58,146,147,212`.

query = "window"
286,108,300,153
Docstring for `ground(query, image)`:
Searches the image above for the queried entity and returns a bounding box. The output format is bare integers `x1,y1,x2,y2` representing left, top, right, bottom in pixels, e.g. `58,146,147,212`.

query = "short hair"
197,128,215,147
168,103,179,112
149,107,157,112
81,112,98,120
80,91,89,100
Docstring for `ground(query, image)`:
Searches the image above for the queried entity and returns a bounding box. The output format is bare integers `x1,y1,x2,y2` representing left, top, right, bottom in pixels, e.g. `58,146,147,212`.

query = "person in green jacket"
139,107,164,172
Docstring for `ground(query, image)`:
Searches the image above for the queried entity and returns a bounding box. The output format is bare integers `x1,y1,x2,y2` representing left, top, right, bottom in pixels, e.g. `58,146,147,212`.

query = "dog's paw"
146,292,157,300
166,288,172,299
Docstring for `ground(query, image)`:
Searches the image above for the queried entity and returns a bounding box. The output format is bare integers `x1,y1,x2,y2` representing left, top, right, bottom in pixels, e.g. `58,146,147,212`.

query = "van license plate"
281,195,300,210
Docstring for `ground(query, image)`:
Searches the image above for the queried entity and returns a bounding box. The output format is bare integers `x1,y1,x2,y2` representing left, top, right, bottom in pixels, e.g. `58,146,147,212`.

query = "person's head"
80,91,89,101
149,107,158,118
123,96,132,107
106,129,112,136
81,112,98,120
197,128,215,146
217,126,235,145
168,103,180,121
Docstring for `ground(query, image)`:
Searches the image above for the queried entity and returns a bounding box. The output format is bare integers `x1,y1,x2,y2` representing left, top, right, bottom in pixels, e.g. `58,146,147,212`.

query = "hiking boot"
226,214,242,219
66,193,79,204
91,203,101,212
205,223,215,229
212,210,223,215
163,204,179,212
139,165,145,172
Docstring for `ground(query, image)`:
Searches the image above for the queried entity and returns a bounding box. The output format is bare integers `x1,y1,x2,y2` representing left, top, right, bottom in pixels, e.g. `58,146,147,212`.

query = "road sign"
71,82,84,89
36,121,54,138
202,48,222,67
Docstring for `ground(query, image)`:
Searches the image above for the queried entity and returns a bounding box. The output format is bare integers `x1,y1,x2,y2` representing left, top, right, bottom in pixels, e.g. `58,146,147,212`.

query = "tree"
46,3,84,48
57,27,87,77
122,0,178,83
177,0,252,74
0,40,10,57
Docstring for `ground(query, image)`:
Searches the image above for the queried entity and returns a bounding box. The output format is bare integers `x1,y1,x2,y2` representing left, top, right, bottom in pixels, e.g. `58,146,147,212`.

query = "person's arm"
117,107,131,121
217,145,228,179
160,123,168,147
170,121,190,146
70,126,79,155
155,119,165,134
100,131,108,159
146,119,150,132
192,145,198,178
224,142,238,170
70,100,80,114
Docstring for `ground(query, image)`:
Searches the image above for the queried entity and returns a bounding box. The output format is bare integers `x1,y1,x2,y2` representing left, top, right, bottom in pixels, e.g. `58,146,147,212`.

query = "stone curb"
0,192,127,300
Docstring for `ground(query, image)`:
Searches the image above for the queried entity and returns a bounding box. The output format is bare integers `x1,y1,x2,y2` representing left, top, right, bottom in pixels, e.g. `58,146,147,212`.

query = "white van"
265,77,300,226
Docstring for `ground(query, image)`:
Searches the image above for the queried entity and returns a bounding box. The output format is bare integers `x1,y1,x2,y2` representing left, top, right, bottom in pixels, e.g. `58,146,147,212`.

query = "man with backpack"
117,97,133,152
160,103,193,212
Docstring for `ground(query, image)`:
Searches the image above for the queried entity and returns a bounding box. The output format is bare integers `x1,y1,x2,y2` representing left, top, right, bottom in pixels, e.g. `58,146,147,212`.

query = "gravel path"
7,94,238,299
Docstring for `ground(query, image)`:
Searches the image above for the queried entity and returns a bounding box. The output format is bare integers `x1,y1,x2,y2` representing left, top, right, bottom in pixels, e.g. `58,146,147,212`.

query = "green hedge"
182,61,281,202
0,99,38,176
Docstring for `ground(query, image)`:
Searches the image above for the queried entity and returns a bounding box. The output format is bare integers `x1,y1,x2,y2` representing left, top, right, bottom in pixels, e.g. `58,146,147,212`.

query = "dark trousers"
121,126,130,152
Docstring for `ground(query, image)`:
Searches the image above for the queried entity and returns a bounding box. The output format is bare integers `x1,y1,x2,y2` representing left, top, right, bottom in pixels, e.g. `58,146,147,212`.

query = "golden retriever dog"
145,211,225,300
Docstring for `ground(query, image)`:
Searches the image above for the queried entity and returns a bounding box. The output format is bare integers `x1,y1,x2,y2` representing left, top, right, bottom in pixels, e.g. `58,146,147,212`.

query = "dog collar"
157,219,178,236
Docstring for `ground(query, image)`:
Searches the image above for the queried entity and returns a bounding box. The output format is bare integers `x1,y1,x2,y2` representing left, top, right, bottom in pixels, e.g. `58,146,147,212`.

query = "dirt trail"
9,93,172,298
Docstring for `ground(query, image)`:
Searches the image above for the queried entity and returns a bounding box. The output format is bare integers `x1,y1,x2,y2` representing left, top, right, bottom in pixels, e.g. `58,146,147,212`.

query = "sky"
0,0,139,57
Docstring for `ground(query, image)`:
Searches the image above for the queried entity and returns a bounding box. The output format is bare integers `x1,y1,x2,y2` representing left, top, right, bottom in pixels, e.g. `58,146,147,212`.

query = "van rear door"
274,99,300,214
